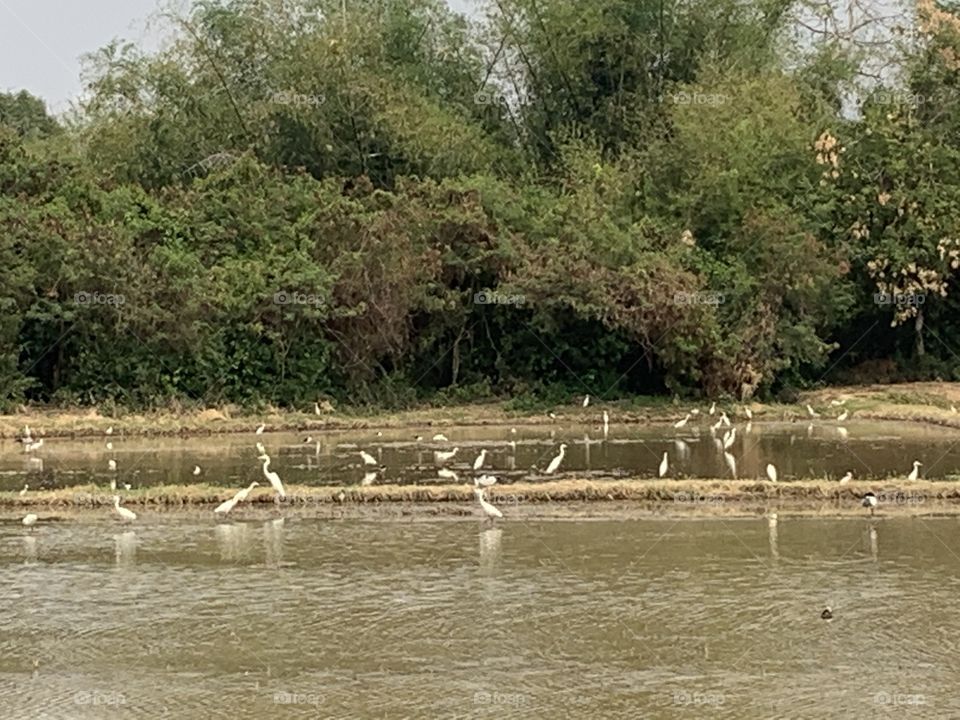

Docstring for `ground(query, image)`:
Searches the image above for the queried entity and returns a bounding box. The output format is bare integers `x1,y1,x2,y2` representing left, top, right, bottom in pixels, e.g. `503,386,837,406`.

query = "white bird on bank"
720,412,731,427
359,450,377,466
710,417,723,432
473,449,488,470
437,468,459,481
545,444,567,474
708,402,716,416
744,407,753,420
475,474,498,487
474,487,503,522
432,433,449,442
233,481,260,503
907,460,922,481
690,408,700,416
603,410,610,435
112,496,136,521
214,495,240,515
766,463,778,483
840,471,852,484
362,470,380,486
22,513,37,527
255,424,265,435
723,428,736,450
314,402,321,416
582,395,590,408
830,399,845,406
658,452,669,478
673,413,690,429
435,447,459,462
105,427,114,436
19,484,28,497
108,459,117,471
257,454,286,499
806,404,820,418
837,410,848,422
193,465,202,476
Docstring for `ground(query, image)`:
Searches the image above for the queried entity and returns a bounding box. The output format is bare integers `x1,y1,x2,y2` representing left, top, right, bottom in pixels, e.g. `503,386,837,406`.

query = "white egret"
256,442,266,455
110,479,117,491
766,463,778,483
710,417,723,432
724,451,737,479
837,427,848,439
22,513,37,527
862,491,878,515
837,410,848,422
255,424,265,435
112,496,136,522
473,449,488,471
830,399,846,407
437,468,458,481
744,407,753,420
673,413,690,429
362,470,378,486
214,496,240,515
720,412,731,427
709,402,716,415
839,471,852,484
314,402,321,416
108,459,117,471
510,427,517,433
548,412,557,419
257,454,286,499
582,395,590,408
690,408,700,416
193,465,201,476
19,484,28,497
24,439,43,452
475,474,498,487
658,452,669,478
474,487,503,522
105,426,114,436
359,450,378,466
545,444,567,474
233,481,260,503
907,460,921,481
432,433,449,442
806,404,820,418
123,483,131,491
435,447,459,462
603,410,609,435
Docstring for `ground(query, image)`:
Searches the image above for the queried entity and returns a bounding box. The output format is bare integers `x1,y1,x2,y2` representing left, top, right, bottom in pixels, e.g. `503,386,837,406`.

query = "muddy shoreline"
3,479,959,519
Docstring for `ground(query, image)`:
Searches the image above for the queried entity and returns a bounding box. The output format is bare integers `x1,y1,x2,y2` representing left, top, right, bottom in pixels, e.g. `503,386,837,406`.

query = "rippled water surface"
3,419,960,493
2,515,960,718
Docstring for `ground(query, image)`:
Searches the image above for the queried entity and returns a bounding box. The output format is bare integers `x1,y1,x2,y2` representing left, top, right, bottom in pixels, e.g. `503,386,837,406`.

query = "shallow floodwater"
2,420,960,492
1,516,959,718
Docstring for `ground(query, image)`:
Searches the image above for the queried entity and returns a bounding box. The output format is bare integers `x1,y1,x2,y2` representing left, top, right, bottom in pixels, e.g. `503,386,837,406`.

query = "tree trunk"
914,309,925,357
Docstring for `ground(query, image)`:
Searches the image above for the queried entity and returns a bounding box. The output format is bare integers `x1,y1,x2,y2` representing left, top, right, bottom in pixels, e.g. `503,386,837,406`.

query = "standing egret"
907,460,921,481
837,410,848,422
766,463,778,483
710,417,723,432
19,484,28,497
255,424,265,435
108,459,117,471
314,402,321,416
862,492,878,515
362,470,379,486
214,496,240,515
257,454,286,499
674,414,690,429
475,474,498,487
22,513,37,527
545,444,567,474
840,471,852,484
582,395,590,408
432,433,449,442
708,402,716,416
359,450,377,466
603,411,609,435
474,487,503,523
724,451,737,479
658,452,669,478
112,496,137,522
105,426,114,436
806,404,820,418
437,468,459,481
473,449,488,471
193,465,201,476
233,481,260,503
720,412,731,427
435,447,459,463
837,427,849,439
744,407,753,420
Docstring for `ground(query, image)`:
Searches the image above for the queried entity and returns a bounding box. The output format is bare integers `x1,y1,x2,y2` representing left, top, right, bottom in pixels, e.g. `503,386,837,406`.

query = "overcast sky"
0,0,476,114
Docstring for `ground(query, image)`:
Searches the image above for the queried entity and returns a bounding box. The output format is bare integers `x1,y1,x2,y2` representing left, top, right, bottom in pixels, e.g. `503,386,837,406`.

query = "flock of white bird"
12,395,929,527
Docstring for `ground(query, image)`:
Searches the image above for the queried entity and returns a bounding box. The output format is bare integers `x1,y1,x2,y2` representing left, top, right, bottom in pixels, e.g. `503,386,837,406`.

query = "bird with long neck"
258,454,286,499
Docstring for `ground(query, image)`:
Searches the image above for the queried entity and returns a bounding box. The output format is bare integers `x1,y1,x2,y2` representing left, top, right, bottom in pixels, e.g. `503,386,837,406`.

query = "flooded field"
1,516,958,718
3,420,960,493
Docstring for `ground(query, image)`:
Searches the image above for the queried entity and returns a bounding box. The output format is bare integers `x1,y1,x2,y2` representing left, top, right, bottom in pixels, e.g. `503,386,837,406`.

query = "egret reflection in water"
113,531,137,568
263,518,285,568
216,522,253,563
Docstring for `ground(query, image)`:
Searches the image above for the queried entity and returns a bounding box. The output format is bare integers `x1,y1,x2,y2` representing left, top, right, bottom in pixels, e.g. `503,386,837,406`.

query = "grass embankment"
5,381,960,440
3,479,960,518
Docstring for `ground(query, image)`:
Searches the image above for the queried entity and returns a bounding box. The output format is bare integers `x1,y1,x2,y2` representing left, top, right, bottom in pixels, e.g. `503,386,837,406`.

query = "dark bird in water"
861,492,878,516
821,607,833,621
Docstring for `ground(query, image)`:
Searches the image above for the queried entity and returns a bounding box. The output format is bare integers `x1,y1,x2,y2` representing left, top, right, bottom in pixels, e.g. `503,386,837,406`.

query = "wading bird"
19,484,28,497
837,410,848,422
474,487,503,523
233,481,260,504
22,513,37,527
435,447,459,463
907,460,921,481
862,492,878,515
314,402,321,416
708,402,716,416
105,427,113,436
723,429,736,450
214,496,240,515
720,412,731,427
112,496,136,522
432,433,449,442
437,468,458,481
766,463,778,483
744,407,753,420
603,411,609,435
673,414,690,429
257,454,286,499
359,450,377,466
108,459,117,471
658,452,669,478
806,404,820,418
710,417,723,432
545,444,567,474
193,466,201,476
839,471,852,484
255,424,265,435
582,395,590,408
830,399,846,407
473,449,488,471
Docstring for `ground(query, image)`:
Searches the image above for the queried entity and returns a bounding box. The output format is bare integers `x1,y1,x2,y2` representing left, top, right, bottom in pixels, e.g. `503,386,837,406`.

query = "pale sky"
0,0,477,115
